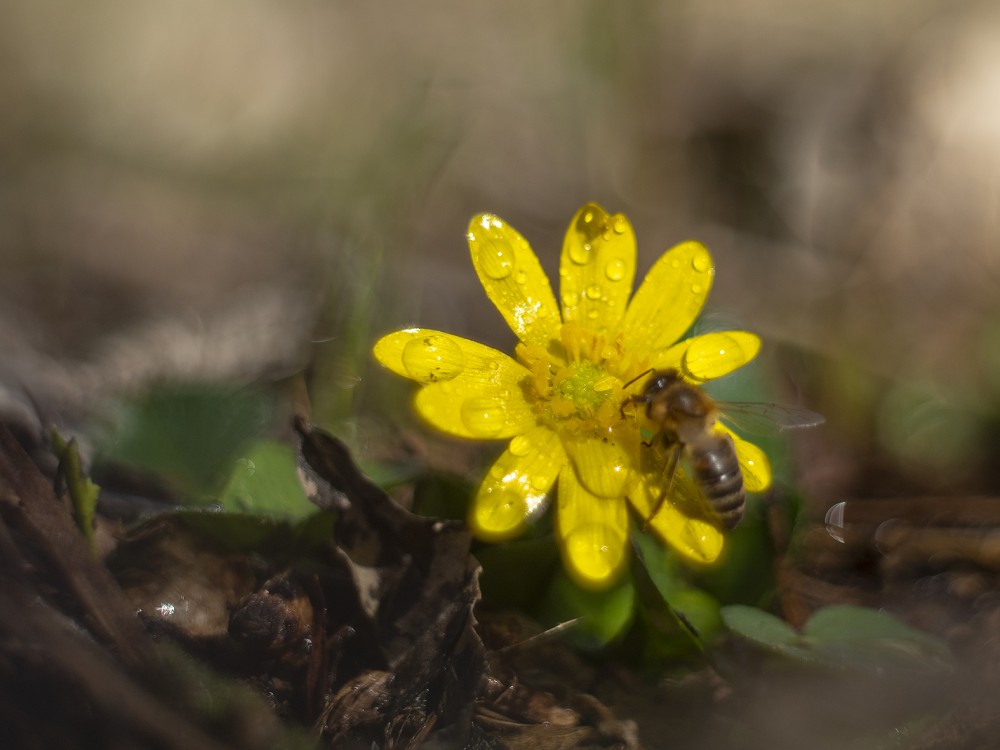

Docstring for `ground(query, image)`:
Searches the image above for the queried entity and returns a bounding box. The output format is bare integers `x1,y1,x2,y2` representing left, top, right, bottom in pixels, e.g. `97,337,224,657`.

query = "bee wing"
716,401,825,435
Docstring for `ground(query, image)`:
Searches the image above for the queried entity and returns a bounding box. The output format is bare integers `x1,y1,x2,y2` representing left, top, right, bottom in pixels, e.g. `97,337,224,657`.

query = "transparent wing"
716,401,825,435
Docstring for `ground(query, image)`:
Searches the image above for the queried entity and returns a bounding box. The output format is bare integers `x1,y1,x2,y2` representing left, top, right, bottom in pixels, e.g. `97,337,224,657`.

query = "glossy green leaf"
218,440,314,519
540,569,635,650
97,384,274,502
720,604,798,649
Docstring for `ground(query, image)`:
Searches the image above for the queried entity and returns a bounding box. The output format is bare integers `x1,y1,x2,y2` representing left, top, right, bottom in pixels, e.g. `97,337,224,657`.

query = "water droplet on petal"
605,259,626,282
460,397,505,437
670,258,681,269
530,474,551,492
691,248,711,272
690,283,702,294
569,242,593,265
585,284,603,301
515,269,527,284
562,291,579,308
478,242,514,280
564,523,624,585
825,501,847,543
401,335,465,383
509,434,532,456
612,216,628,234
476,486,527,534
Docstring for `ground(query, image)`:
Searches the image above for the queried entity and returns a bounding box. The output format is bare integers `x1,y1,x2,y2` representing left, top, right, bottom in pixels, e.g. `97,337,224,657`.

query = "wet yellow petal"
557,465,629,589
559,203,636,336
563,435,631,498
649,331,761,382
374,328,480,383
717,426,772,492
622,241,713,358
374,328,537,439
468,213,561,348
628,473,725,565
469,426,565,541
415,378,536,440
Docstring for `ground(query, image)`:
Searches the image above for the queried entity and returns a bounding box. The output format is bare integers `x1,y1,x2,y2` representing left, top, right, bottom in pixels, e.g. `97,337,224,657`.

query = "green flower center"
554,361,614,412
517,322,649,438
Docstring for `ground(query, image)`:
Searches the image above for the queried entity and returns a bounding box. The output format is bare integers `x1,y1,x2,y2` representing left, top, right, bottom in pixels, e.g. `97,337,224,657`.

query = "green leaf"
51,430,101,548
218,440,314,519
540,569,635,650
631,529,724,654
721,604,954,674
97,383,273,503
803,605,953,671
720,604,799,650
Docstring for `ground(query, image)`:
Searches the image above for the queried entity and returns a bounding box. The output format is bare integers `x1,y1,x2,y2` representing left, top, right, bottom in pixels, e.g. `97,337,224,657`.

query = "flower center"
517,321,648,437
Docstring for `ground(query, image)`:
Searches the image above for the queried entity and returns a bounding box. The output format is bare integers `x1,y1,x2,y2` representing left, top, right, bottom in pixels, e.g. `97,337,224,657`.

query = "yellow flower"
373,203,770,589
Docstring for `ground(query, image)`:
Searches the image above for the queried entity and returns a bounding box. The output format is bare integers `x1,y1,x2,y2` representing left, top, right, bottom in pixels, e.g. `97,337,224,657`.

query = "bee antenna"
622,368,655,391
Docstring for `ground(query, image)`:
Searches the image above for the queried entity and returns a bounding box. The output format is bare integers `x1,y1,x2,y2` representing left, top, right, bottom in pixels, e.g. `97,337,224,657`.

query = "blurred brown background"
2,0,1000,498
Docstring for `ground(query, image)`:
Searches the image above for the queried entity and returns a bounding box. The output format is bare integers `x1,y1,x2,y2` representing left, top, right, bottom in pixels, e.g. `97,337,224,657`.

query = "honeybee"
622,369,823,529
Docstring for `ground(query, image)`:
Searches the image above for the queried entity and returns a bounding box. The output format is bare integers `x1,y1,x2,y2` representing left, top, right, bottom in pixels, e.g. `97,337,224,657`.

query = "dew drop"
604,258,625,281
670,258,681,269
509,434,532,456
612,216,628,234
401,335,465,383
690,283,702,294
460,397,505,437
681,332,749,381
585,284,603,301
476,486,527,534
568,242,593,265
561,291,579,308
515,269,527,284
824,501,847,544
530,474,551,492
691,248,711,273
477,242,515,280
587,309,600,320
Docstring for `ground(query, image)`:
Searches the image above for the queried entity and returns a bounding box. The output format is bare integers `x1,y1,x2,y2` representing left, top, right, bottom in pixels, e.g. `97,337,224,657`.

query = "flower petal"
628,473,725,565
468,213,561,348
469,426,565,541
717,426,772,492
374,328,477,383
563,435,631,499
559,203,636,335
372,328,537,439
649,331,761,382
556,464,629,589
622,241,714,358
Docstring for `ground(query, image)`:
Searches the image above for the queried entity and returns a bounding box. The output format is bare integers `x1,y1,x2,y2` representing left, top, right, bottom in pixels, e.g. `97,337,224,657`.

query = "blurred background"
3,1,1000,538
5,2,1000,747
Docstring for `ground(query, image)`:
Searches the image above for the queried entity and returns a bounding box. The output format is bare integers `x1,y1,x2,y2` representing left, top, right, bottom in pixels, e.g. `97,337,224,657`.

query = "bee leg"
643,443,681,530
620,395,646,420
